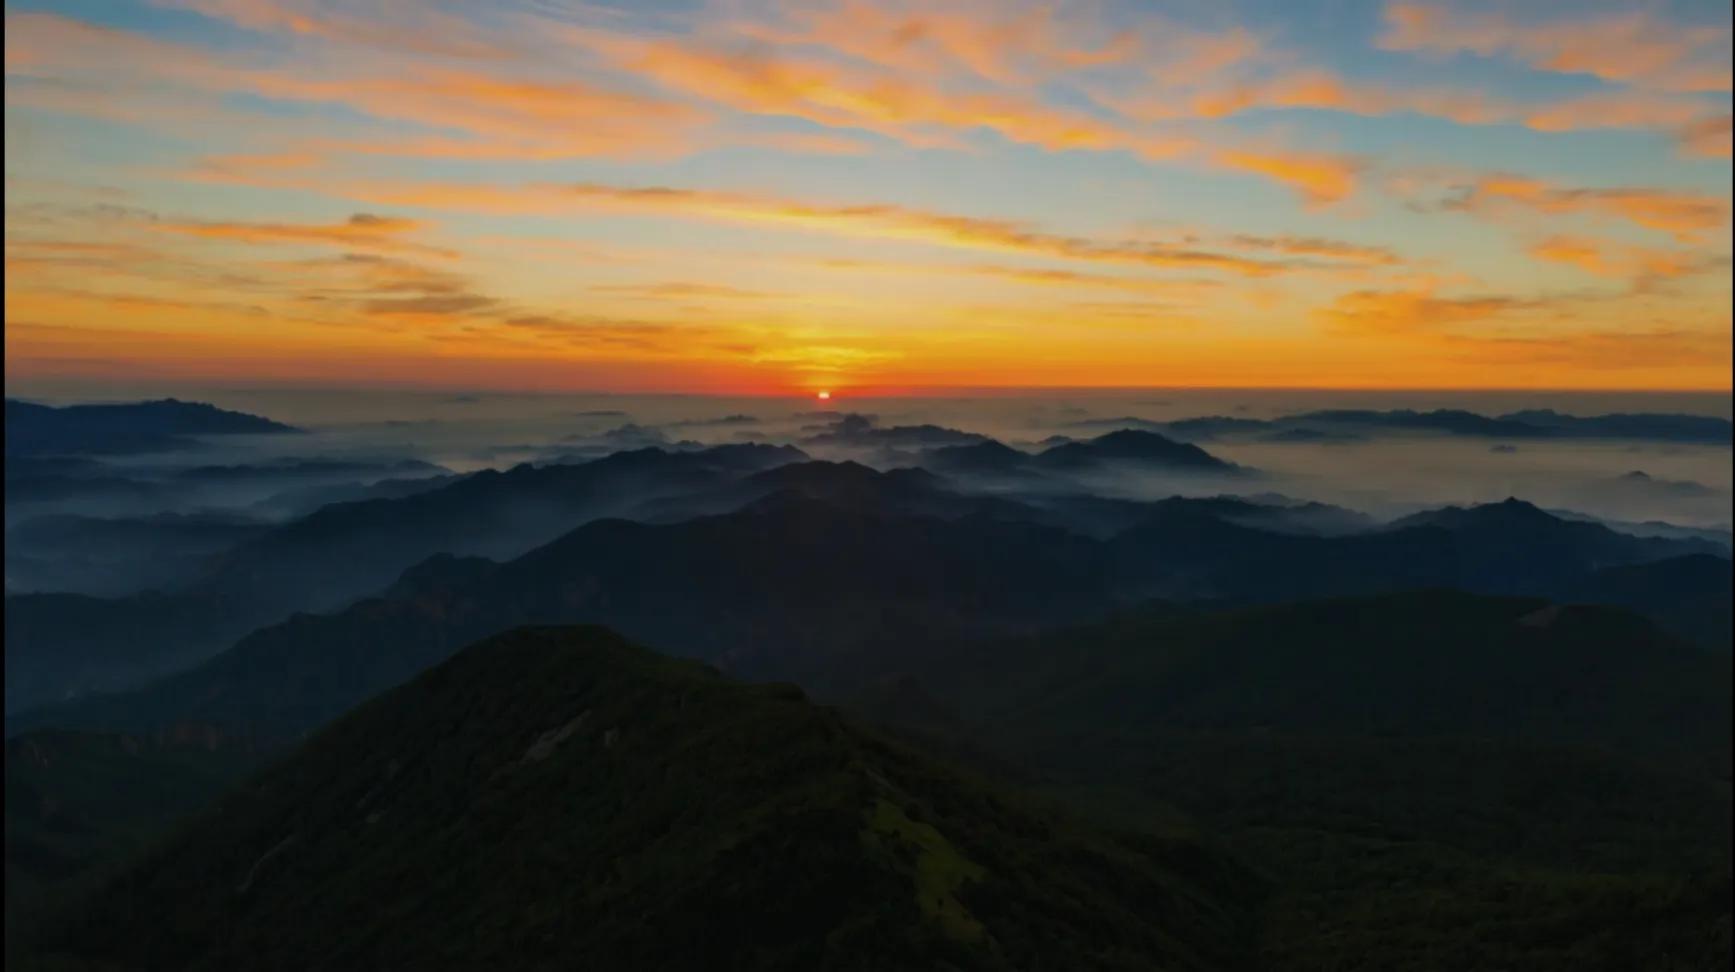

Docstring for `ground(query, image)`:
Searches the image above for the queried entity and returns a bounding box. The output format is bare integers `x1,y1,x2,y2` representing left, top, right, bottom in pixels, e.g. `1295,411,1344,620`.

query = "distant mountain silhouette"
1603,469,1718,498
5,399,297,457
1033,429,1242,473
1087,408,1734,444
24,626,1257,972
1546,509,1732,549
1501,409,1734,443
1159,416,1273,441
919,440,1034,475
802,413,989,450
1288,408,1546,437
919,433,1251,482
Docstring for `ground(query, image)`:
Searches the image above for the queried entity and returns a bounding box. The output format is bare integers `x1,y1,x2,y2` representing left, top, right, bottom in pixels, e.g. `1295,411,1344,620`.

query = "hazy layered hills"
0,500,1179,729
5,399,297,457
5,512,271,597
4,444,807,711
6,399,1729,971
15,474,1729,745
3,433,1240,710
5,455,454,524
11,493,1114,737
23,626,1258,972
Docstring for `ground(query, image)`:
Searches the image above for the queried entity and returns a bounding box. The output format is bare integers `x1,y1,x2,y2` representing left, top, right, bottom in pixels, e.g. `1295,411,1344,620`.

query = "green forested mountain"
5,727,262,948
22,626,1258,972
869,591,1733,971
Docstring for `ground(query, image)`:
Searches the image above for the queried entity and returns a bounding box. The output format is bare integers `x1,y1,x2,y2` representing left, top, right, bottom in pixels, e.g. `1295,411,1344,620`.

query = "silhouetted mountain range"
1089,408,1733,444
801,413,990,450
1031,429,1244,472
917,429,1246,483
5,399,298,457
14,486,1725,740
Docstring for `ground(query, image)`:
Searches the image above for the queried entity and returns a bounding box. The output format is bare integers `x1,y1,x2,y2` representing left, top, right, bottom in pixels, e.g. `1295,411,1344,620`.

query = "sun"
816,390,832,400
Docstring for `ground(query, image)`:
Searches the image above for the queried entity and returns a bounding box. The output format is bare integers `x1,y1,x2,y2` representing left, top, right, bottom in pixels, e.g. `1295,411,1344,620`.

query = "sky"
4,0,1732,395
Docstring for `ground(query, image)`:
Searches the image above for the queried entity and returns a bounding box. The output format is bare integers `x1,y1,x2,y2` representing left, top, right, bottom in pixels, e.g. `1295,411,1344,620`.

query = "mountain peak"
35,625,1256,971
1035,428,1238,472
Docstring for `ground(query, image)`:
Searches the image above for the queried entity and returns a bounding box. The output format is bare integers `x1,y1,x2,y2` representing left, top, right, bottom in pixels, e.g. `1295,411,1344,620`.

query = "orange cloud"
244,69,705,160
1677,115,1734,160
582,28,1362,200
795,256,1225,302
155,213,456,257
6,12,706,161
313,179,1380,277
1145,67,1725,157
1318,287,1534,334
1528,235,1720,285
589,282,780,301
1187,70,1505,126
1433,328,1733,380
1380,3,1733,93
597,34,1133,153
738,1,1140,83
154,0,519,60
1223,234,1398,265
1450,177,1731,242
3,240,161,272
1213,149,1364,206
9,10,1362,200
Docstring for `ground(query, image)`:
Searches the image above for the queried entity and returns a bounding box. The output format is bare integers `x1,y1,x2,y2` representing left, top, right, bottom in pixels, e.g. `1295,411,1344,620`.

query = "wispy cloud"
283,178,1387,275
1379,3,1732,93
1527,235,1724,290
154,213,457,257
1445,177,1730,242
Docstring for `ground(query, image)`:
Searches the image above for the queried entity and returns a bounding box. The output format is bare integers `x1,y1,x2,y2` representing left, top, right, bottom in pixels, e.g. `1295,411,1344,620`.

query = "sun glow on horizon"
2,1,1729,393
